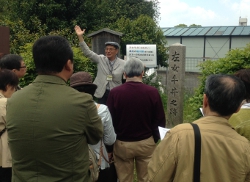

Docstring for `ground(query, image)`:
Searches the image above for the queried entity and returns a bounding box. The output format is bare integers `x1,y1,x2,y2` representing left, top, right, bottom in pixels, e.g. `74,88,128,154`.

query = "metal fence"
157,57,219,93
158,57,219,73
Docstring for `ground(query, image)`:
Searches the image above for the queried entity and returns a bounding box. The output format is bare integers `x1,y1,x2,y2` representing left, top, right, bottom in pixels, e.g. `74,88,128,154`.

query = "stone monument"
166,43,186,128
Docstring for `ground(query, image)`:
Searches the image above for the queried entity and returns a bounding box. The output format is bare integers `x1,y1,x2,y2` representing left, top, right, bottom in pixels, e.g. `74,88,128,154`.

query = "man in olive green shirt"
6,35,103,182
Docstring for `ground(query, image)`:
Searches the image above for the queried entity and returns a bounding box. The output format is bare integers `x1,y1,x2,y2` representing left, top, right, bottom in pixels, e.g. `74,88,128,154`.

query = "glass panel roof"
223,27,235,35
163,28,175,36
206,27,220,35
182,28,196,36
168,28,183,36
232,27,244,35
198,27,211,35
175,28,189,36
241,27,250,35
214,27,227,35
189,28,204,36
161,26,250,36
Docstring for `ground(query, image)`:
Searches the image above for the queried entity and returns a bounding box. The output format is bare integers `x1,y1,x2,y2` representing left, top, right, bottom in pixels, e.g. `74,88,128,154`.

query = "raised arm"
74,25,85,43
74,25,100,63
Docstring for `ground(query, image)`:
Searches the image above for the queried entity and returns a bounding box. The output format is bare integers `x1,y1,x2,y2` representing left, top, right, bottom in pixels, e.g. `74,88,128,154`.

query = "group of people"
0,25,249,182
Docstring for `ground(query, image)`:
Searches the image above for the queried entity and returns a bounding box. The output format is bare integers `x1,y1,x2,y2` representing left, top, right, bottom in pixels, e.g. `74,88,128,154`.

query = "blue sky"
157,0,250,27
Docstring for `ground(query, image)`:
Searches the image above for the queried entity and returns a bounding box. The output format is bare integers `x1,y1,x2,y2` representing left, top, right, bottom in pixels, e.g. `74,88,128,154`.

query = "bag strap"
190,123,201,182
0,116,7,137
99,139,112,163
0,127,6,137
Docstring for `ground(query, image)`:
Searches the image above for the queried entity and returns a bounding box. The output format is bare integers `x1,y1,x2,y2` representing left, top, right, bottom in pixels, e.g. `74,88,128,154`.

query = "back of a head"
32,35,73,74
70,72,97,97
0,69,19,91
234,69,250,102
205,74,246,116
124,57,144,78
0,54,23,70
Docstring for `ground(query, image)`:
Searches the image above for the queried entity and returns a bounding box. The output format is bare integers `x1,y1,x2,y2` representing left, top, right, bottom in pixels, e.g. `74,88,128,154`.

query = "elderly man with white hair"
107,57,166,182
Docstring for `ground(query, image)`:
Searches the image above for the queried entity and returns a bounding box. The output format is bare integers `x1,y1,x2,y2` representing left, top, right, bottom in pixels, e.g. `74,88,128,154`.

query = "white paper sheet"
158,126,170,140
200,108,204,116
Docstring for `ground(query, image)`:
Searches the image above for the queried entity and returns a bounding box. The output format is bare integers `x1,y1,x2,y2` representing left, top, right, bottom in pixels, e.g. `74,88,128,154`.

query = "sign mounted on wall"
126,44,157,67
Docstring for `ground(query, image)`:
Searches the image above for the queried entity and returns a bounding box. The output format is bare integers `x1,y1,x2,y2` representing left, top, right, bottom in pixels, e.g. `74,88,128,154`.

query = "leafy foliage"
187,44,250,121
0,0,166,86
143,71,167,112
112,15,168,67
19,43,97,87
189,24,202,27
0,18,45,54
174,24,188,28
174,24,202,27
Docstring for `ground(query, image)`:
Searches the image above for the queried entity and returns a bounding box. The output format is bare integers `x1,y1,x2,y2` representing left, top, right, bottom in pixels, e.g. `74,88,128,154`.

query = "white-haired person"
107,57,166,182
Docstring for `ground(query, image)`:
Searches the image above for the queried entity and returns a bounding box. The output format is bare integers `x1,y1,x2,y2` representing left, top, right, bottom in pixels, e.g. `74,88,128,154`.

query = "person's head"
105,42,119,61
0,54,26,78
70,72,97,97
32,35,73,76
204,74,245,117
234,69,250,102
0,69,19,98
124,57,144,78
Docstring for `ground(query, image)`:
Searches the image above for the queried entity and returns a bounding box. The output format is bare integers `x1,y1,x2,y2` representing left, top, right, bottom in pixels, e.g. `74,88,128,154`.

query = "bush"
188,44,250,121
143,71,167,112
19,43,97,87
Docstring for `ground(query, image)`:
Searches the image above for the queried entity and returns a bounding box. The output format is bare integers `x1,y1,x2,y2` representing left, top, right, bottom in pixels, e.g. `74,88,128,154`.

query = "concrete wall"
182,37,204,57
166,36,250,59
231,37,250,49
205,37,230,58
157,70,201,94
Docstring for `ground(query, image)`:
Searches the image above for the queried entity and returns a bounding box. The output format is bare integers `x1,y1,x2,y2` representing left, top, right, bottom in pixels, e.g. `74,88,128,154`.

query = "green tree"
174,24,202,28
19,43,97,87
174,24,188,28
189,24,202,27
4,0,83,33
1,0,165,85
112,15,168,67
187,44,250,121
5,0,160,34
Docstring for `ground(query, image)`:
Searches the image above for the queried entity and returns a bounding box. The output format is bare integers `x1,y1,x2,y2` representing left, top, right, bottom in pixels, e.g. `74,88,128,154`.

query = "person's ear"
141,71,144,77
123,72,127,79
203,94,208,108
12,69,17,73
202,94,208,116
234,104,242,113
65,59,73,72
115,49,119,55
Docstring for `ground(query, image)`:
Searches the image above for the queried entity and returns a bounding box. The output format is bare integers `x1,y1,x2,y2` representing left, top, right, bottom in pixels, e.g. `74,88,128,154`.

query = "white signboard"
126,44,157,67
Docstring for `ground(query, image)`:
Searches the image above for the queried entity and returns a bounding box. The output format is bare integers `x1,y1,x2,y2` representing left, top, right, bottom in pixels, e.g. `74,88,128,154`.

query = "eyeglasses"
105,48,116,51
20,65,26,68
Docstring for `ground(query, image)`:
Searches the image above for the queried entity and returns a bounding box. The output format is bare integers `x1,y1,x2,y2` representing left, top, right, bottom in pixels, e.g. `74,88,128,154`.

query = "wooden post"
166,43,186,128
0,26,10,58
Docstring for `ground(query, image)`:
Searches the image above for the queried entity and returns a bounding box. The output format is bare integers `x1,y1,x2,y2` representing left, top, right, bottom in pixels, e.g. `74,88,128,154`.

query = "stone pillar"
166,43,186,128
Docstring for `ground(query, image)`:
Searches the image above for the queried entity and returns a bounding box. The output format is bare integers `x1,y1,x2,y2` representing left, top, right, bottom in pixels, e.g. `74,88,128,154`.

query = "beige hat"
70,72,97,89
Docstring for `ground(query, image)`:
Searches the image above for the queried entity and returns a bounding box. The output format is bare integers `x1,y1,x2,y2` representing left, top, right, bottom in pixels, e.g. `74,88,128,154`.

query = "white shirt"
89,103,116,169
